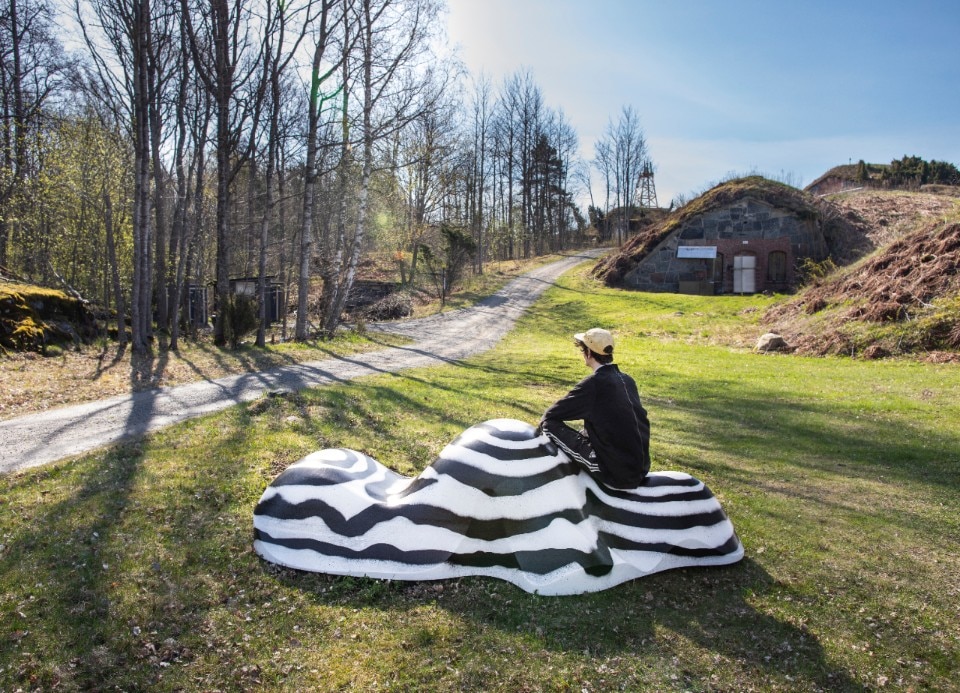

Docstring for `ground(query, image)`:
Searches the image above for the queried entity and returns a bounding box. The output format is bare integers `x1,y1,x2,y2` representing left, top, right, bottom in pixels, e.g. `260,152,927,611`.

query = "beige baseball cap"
574,328,614,355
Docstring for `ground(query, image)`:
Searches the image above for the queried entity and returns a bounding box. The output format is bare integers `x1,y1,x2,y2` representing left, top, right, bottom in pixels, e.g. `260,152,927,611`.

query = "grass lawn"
1,262,958,691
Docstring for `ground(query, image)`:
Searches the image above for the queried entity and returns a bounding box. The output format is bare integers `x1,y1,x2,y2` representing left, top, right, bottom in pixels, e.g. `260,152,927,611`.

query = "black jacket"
541,364,650,487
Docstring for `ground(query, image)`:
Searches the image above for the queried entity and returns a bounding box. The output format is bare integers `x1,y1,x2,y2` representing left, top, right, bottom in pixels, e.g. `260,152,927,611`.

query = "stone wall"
623,197,828,294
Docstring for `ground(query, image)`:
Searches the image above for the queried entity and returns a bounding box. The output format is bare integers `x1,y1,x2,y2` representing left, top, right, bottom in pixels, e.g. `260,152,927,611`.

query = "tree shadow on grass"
653,378,960,497
270,556,863,691
0,442,152,688
274,341,582,442
0,400,261,690
170,337,313,387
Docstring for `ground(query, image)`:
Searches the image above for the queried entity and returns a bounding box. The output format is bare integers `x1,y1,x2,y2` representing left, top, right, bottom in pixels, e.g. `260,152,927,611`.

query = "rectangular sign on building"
677,246,718,259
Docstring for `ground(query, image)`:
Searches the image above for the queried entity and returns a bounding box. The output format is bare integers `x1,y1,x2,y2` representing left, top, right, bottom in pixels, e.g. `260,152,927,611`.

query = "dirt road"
0,250,602,474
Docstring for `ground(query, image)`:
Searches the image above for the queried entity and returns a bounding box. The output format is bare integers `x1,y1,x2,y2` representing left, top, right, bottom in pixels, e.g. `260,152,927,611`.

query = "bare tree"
389,92,460,287
467,72,492,274
275,95,303,342
146,0,178,332
487,71,582,257
591,134,611,241
594,105,648,244
491,70,544,260
253,0,311,347
543,109,578,251
490,74,519,259
1,0,72,271
168,34,211,351
295,0,348,341
75,0,159,352
319,0,446,338
180,0,266,346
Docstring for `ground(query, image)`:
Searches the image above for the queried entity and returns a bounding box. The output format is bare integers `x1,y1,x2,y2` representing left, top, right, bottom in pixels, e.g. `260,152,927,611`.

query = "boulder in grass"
755,332,789,352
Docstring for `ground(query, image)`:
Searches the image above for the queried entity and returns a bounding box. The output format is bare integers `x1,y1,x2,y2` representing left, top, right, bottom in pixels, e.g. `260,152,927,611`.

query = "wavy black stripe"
594,486,715,505
603,532,742,557
272,459,708,504
430,457,582,496
270,470,436,503
598,474,703,498
254,529,738,575
255,490,728,538
388,476,439,499
271,450,377,487
638,474,701,488
428,458,714,501
255,531,450,564
446,438,553,462
584,488,727,527
450,544,614,576
254,528,614,575
256,494,578,538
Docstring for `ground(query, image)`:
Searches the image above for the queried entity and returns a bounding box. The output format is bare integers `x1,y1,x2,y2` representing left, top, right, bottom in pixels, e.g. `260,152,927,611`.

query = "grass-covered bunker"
595,177,832,295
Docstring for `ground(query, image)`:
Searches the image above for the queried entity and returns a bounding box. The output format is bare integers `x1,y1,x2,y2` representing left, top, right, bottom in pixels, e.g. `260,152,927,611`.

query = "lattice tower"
637,162,658,209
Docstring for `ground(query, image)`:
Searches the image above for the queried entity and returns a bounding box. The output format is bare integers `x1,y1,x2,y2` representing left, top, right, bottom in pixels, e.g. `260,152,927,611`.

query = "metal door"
733,255,756,294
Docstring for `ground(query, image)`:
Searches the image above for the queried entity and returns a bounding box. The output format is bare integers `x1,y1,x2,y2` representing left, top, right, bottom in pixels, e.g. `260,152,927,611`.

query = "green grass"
2,263,959,691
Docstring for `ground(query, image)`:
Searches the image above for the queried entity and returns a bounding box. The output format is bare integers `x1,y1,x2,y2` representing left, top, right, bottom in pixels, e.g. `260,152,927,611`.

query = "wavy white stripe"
598,518,736,547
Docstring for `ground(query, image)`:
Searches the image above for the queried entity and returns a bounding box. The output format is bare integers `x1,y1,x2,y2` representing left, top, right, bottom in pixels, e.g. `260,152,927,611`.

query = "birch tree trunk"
295,0,339,341
103,187,127,347
130,0,153,353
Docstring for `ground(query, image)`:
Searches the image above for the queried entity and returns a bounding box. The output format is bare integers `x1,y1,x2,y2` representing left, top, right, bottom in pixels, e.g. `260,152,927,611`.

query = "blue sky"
446,0,960,206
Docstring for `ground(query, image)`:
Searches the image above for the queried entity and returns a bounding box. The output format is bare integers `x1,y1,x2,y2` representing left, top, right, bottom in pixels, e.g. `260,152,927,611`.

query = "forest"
0,0,653,353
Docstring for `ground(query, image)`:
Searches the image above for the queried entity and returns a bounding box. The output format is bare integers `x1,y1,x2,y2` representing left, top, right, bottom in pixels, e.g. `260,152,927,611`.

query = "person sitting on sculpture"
254,329,744,595
538,328,651,489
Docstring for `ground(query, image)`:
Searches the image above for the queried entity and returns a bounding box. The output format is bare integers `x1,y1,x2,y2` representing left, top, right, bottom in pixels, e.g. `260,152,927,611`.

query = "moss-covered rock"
0,282,98,353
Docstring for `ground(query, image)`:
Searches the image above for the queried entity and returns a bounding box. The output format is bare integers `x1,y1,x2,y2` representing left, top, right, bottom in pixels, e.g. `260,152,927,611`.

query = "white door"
733,255,756,294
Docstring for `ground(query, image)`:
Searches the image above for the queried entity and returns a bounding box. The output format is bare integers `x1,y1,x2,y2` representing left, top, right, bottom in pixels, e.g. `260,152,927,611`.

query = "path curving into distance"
0,250,604,474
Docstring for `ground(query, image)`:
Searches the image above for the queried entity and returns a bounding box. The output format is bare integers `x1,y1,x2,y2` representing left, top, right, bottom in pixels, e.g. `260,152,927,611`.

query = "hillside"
818,189,959,264
805,156,960,196
763,190,960,360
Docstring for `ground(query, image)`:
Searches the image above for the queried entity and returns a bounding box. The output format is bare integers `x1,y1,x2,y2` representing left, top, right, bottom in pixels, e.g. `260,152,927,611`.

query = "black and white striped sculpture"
253,419,743,595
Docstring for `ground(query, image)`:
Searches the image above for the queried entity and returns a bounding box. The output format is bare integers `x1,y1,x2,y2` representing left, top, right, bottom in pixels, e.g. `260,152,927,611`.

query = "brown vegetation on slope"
764,215,960,359
826,190,958,252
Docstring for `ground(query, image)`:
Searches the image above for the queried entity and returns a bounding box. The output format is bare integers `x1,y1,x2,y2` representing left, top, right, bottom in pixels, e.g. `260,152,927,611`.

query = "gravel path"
0,250,602,474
